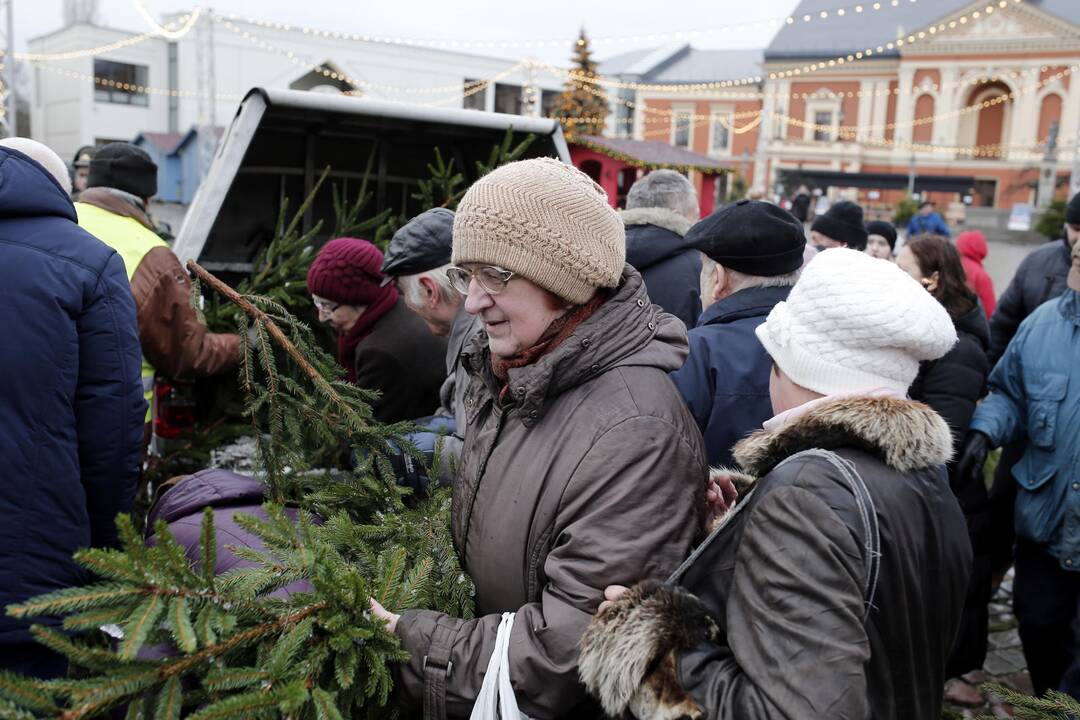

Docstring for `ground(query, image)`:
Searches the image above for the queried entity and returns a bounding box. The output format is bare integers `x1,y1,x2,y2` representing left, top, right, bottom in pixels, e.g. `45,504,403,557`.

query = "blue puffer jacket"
0,147,145,644
671,285,791,467
970,289,1080,570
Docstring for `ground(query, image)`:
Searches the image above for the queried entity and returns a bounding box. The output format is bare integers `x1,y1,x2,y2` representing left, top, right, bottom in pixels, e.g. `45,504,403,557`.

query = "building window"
494,83,523,115
94,59,149,106
709,107,732,154
813,110,834,141
463,79,486,111
673,110,692,147
541,89,560,118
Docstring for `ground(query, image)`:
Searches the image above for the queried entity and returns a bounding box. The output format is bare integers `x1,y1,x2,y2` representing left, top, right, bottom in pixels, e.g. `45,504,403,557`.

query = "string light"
4,12,197,62
211,0,924,53
216,16,529,97
132,2,203,41
31,60,242,100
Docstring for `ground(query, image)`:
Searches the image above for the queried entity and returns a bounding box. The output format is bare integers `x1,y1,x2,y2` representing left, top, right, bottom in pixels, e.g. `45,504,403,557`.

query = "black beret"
1067,191,1080,226
87,142,157,199
865,220,897,250
381,207,455,282
810,200,868,251
686,199,806,276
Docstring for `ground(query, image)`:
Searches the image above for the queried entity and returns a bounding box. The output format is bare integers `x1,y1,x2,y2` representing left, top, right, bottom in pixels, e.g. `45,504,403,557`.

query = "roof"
766,0,1080,60
599,44,764,83
134,132,184,154
572,134,729,174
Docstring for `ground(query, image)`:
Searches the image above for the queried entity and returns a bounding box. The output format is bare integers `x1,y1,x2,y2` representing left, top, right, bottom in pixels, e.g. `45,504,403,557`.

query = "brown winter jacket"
580,396,973,720
78,188,240,379
394,266,708,719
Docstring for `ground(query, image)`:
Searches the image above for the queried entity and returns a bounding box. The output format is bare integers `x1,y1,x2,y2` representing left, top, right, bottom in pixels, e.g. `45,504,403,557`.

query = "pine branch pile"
0,265,473,720
976,684,1080,720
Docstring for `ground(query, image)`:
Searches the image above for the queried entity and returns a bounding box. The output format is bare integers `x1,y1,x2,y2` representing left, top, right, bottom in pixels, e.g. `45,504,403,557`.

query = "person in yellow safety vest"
75,142,241,422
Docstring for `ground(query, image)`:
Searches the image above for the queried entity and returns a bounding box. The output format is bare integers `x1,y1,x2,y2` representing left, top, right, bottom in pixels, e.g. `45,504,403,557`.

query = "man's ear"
710,263,727,303
418,275,440,308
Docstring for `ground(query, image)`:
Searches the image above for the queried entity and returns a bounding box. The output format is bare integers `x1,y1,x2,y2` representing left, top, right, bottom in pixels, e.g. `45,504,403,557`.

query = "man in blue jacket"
671,199,806,467
0,141,145,678
907,200,952,238
958,237,1080,699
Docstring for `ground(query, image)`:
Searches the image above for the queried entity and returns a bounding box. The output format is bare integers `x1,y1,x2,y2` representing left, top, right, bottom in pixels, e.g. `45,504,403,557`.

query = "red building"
568,134,728,216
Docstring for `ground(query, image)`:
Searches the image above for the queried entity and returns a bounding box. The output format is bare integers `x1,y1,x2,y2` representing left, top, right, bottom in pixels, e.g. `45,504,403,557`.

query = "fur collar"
620,207,693,237
733,395,953,475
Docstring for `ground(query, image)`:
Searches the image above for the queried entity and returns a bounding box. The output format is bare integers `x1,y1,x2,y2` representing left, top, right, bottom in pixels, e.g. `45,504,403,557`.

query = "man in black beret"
810,199,869,251
670,199,806,467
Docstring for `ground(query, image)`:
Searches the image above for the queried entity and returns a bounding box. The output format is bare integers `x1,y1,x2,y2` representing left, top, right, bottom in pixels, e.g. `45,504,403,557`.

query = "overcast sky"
20,0,803,62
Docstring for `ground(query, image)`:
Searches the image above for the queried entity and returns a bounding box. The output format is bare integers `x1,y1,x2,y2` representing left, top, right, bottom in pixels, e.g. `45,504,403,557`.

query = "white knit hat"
756,248,957,396
0,137,72,195
452,158,625,304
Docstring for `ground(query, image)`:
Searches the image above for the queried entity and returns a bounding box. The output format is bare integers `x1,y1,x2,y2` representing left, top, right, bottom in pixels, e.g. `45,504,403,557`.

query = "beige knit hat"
452,158,625,304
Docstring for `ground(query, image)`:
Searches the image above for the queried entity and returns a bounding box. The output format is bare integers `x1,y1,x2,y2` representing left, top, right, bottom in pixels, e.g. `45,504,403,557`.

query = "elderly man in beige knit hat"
370,157,707,718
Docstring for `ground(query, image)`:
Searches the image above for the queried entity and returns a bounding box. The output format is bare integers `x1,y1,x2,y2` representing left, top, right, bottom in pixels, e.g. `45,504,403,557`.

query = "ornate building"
603,0,1080,210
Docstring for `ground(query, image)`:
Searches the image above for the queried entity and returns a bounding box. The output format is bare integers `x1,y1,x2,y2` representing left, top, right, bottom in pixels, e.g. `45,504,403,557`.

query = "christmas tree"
0,264,472,720
550,29,610,138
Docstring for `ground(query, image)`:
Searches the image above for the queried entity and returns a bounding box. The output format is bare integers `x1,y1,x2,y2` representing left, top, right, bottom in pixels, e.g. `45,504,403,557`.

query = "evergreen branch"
152,677,182,720
187,261,372,443
0,672,58,715
118,595,166,659
7,584,146,619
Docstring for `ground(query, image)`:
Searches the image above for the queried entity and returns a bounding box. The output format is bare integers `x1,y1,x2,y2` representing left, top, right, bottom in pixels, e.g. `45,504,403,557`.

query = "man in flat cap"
671,199,806,467
380,208,479,488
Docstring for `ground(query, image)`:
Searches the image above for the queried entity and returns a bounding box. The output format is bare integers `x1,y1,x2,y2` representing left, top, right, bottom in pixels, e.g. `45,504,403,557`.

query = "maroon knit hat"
307,237,390,305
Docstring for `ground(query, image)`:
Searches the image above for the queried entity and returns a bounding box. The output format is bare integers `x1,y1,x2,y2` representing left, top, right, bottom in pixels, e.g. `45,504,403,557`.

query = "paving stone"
990,628,1022,650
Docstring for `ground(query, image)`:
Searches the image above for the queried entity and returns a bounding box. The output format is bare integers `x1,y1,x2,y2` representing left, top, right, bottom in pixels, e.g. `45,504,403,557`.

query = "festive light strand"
6,12,197,61
210,0,925,53
132,2,203,41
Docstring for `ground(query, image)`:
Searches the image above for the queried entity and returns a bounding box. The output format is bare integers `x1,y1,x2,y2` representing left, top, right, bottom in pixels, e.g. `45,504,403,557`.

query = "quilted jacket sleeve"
76,252,146,548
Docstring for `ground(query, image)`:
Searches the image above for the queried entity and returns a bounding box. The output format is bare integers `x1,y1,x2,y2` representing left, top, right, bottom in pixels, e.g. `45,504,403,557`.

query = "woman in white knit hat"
580,248,974,720
370,158,707,718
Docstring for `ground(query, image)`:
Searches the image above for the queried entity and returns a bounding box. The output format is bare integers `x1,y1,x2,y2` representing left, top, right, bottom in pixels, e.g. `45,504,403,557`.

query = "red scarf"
491,291,607,404
338,285,399,382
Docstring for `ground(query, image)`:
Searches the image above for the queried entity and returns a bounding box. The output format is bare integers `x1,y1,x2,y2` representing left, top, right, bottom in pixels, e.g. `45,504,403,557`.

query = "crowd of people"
2,135,1080,719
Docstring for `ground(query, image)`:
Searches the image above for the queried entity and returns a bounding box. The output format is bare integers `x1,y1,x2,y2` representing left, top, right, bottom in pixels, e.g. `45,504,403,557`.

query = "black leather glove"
956,431,992,486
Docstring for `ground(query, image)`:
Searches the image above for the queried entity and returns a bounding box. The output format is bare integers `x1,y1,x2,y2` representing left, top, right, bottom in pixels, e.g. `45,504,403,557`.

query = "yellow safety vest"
76,202,169,422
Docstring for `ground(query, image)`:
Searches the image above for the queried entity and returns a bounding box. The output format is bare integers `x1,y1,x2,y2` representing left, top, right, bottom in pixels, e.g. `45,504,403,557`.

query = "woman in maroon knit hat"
307,237,447,423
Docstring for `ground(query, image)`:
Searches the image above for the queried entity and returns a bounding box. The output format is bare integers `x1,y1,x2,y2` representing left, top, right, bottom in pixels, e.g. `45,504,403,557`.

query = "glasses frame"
446,265,516,295
312,297,341,314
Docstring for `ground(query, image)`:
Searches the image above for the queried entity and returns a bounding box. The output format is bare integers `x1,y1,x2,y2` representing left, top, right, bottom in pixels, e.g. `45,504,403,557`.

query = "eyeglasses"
312,297,340,314
446,265,516,295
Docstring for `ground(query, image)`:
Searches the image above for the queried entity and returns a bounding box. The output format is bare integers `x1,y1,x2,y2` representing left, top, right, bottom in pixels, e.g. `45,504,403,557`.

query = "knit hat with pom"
452,158,625,304
306,237,394,305
756,248,957,396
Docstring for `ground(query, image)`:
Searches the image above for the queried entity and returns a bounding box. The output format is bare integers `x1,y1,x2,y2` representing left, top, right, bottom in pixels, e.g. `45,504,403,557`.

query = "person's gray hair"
626,170,699,219
700,255,800,295
399,263,461,306
0,137,72,195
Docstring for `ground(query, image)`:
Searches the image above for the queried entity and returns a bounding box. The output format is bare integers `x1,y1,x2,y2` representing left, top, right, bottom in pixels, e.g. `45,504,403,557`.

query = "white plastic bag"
469,612,529,720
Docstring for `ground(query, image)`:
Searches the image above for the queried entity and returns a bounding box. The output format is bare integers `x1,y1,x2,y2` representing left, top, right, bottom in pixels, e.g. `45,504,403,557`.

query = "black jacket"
910,303,990,476
988,238,1072,364
909,303,992,676
622,207,702,328
671,285,791,467
354,297,448,423
580,396,971,720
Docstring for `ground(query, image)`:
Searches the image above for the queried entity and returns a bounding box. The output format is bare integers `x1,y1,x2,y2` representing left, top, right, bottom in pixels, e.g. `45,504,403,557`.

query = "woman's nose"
463,279,493,315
